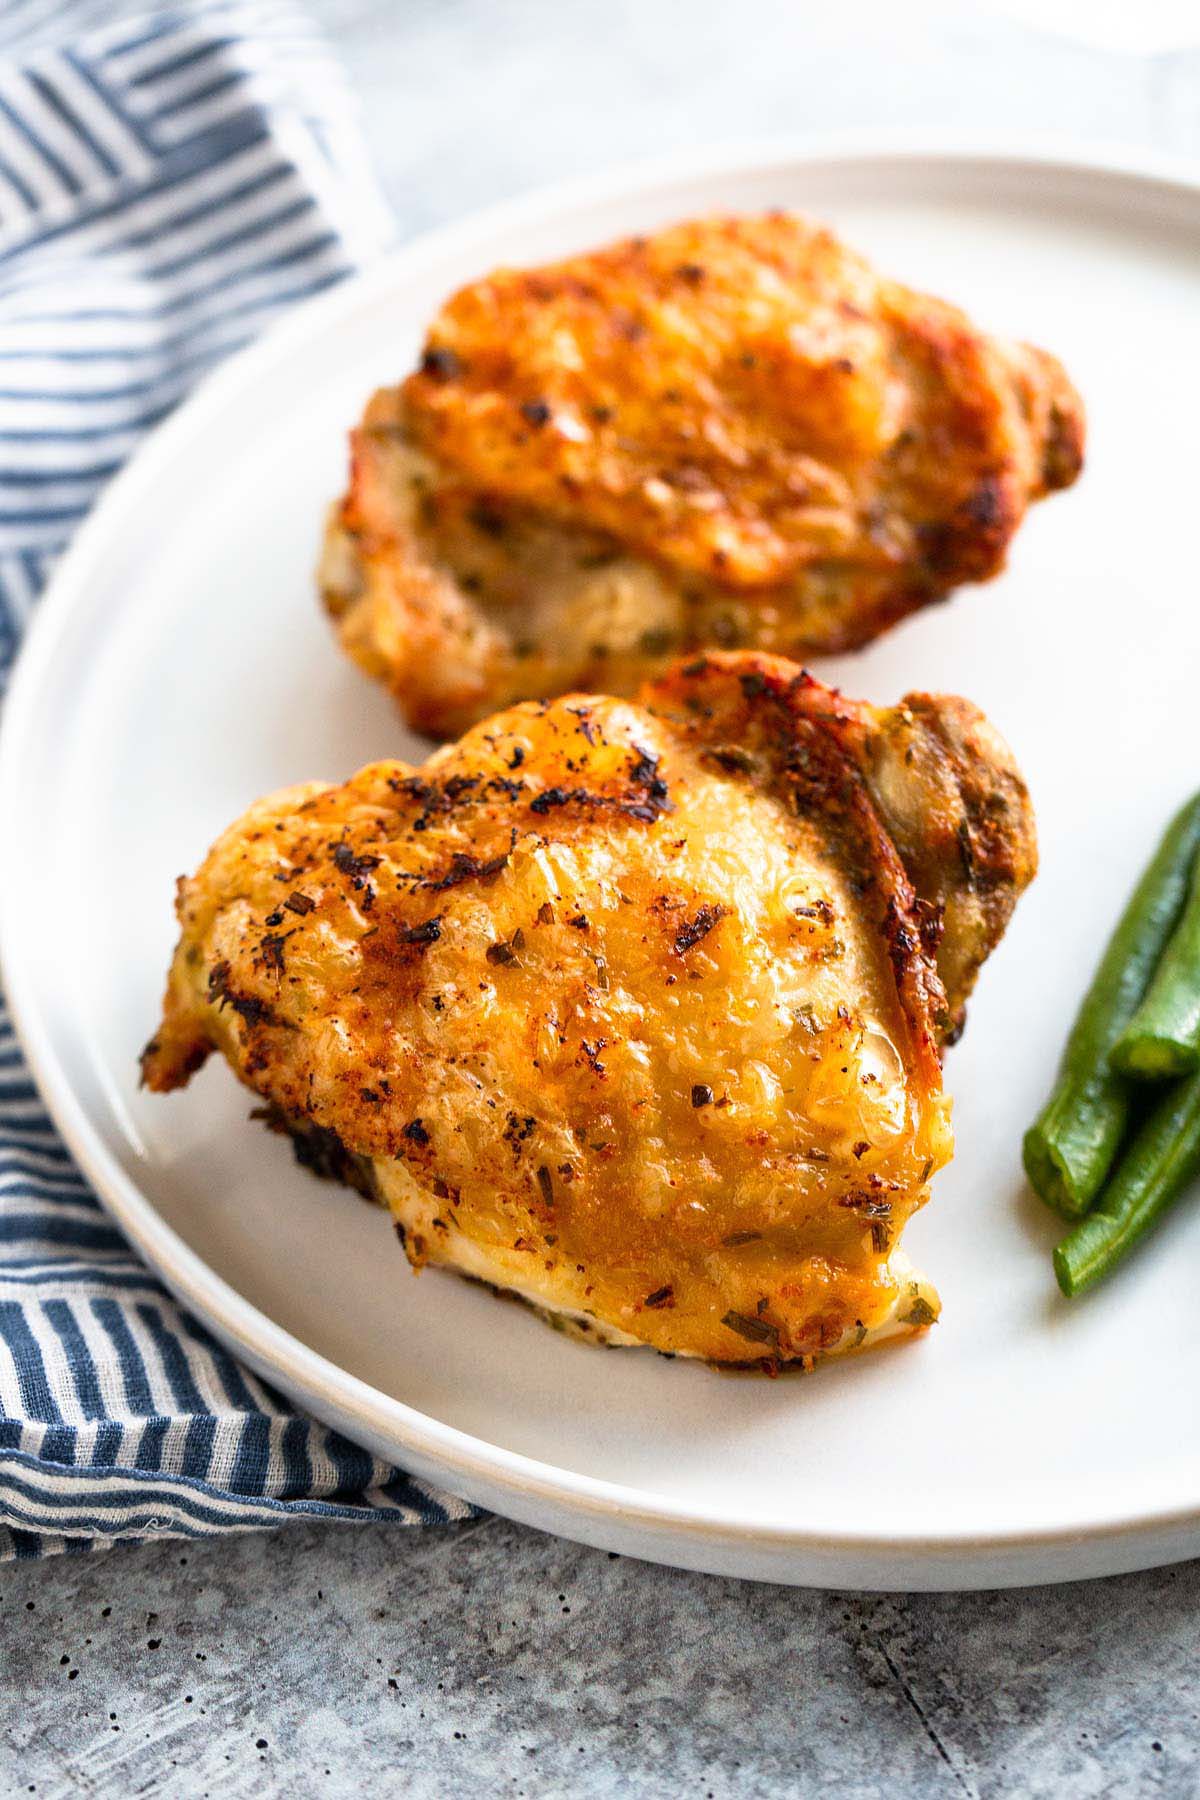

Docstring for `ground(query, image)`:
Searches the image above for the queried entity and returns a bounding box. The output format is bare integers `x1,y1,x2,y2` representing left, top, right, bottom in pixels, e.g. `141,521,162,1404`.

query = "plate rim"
5,130,1200,1585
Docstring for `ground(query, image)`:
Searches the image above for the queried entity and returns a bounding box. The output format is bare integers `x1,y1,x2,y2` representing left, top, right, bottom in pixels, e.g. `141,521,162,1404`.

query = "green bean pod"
1112,850,1200,1079
1024,791,1200,1217
1053,1066,1200,1296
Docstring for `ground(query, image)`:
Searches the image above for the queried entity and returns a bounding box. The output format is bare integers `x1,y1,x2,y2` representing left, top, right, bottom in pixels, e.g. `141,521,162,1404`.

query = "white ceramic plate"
5,139,1200,1590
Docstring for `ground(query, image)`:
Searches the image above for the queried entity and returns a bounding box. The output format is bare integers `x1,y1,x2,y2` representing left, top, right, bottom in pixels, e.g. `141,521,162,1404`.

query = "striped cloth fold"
0,0,473,1557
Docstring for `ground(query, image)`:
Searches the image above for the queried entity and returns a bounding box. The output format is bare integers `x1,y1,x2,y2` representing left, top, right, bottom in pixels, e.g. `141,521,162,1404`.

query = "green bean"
1112,849,1200,1079
1023,791,1200,1217
1053,1065,1200,1295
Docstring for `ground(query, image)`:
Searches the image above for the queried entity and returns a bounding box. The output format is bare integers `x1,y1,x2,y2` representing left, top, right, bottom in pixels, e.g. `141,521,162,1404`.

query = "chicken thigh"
321,212,1083,736
143,653,1036,1367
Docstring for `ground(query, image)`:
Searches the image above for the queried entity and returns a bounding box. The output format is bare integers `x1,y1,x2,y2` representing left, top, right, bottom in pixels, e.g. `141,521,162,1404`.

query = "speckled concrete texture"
7,2,1200,1792
2,1517,1198,1797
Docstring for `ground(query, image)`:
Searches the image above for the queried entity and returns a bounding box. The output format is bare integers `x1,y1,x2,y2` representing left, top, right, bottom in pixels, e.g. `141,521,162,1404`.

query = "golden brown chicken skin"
321,212,1084,736
143,653,1036,1366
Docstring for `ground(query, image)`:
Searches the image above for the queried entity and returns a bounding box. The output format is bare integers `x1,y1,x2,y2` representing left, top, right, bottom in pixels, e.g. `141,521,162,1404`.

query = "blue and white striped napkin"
0,0,472,1557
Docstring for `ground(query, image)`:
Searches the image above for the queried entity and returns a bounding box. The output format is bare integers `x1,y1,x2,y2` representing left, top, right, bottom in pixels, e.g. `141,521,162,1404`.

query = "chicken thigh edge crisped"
143,653,1036,1367
321,211,1084,737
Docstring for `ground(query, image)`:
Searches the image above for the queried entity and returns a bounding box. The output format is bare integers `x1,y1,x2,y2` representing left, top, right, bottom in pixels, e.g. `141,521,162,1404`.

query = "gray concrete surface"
4,1514,1200,1798
330,0,1200,235
7,3,1200,1794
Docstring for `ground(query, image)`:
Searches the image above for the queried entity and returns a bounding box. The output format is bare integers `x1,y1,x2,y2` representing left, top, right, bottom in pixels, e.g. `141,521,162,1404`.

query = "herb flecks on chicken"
143,653,1036,1366
321,212,1084,736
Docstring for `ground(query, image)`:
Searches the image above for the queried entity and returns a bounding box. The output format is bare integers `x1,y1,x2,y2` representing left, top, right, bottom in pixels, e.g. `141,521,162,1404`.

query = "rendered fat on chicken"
143,654,1036,1367
321,212,1084,737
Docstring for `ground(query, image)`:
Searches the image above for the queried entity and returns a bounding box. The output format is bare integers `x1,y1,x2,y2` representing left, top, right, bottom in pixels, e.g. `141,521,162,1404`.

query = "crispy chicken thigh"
143,653,1036,1366
321,213,1083,737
